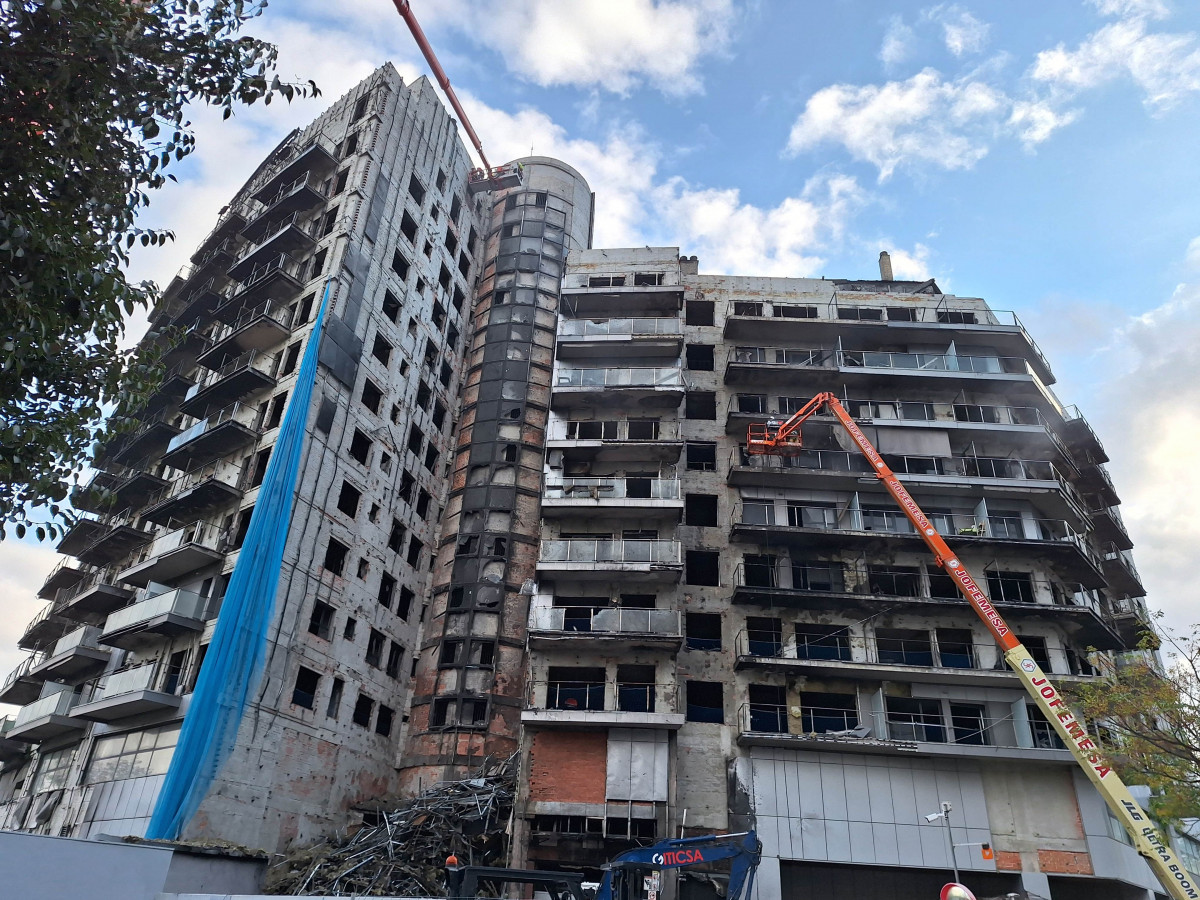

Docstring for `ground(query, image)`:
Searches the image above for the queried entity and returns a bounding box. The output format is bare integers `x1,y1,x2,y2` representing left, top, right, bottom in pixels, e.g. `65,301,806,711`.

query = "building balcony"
735,703,1073,763
111,410,183,466
728,564,1122,650
166,278,227,327
18,602,74,651
187,237,239,289
559,278,683,317
201,299,295,363
527,602,683,651
250,140,338,203
728,450,1088,526
141,459,245,526
226,212,316,281
105,467,171,513
537,539,683,582
7,686,87,742
556,317,683,359
74,515,155,568
541,477,683,518
1060,405,1109,465
550,366,685,409
0,653,48,706
137,364,199,417
1102,546,1145,599
73,663,182,723
180,350,277,416
70,469,124,515
724,346,1050,397
117,521,226,586
55,516,110,556
731,630,1095,688
189,205,248,265
37,558,88,600
99,586,208,649
55,567,136,619
216,253,304,322
1091,504,1133,552
30,626,111,681
1073,461,1120,508
722,304,1054,384
1106,596,1154,646
242,173,327,241
159,319,210,372
523,680,684,730
160,402,259,469
546,419,683,464
731,502,1105,588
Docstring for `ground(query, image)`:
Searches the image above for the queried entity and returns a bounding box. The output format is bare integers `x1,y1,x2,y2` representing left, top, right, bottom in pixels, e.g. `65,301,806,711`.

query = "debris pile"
267,754,518,896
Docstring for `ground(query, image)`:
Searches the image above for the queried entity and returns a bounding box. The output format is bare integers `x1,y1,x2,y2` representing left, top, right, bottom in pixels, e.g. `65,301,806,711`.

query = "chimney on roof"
879,251,893,281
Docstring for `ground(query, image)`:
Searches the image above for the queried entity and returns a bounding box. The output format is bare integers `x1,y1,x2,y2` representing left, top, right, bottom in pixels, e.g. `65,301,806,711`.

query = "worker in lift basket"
765,415,782,441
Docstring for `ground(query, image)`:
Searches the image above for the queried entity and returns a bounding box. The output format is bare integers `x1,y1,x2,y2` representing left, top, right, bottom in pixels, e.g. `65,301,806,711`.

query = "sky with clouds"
4,0,1200,696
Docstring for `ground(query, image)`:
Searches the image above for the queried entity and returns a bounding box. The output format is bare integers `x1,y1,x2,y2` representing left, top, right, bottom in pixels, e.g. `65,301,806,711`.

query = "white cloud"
1186,236,1200,270
880,16,916,67
785,68,1009,181
1007,98,1080,145
428,0,737,96
0,542,59,714
1032,18,1200,111
923,4,991,57
882,243,933,280
1086,0,1170,19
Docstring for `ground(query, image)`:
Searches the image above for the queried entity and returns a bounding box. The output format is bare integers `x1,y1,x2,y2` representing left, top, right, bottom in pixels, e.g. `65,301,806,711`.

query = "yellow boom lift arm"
749,393,1197,900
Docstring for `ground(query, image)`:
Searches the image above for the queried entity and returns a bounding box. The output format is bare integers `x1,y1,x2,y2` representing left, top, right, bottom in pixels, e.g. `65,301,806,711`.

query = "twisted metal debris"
267,754,518,897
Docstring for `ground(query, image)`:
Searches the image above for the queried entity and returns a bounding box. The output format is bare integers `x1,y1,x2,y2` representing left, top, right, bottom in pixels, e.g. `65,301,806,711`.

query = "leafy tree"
0,0,316,540
1072,627,1200,822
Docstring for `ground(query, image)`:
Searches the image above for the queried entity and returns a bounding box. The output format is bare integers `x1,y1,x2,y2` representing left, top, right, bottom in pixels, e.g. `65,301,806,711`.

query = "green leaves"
0,0,316,539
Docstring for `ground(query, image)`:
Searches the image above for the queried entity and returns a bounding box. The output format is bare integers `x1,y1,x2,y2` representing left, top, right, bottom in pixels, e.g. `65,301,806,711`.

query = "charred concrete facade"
0,61,1169,900
0,64,487,851
515,254,1163,900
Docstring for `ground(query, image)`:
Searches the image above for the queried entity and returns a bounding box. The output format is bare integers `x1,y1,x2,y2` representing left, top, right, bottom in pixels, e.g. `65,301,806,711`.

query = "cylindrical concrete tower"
400,158,592,789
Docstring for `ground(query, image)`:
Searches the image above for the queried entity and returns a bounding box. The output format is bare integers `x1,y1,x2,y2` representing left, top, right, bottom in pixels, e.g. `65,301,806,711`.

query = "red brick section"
529,732,607,803
994,850,1022,871
1038,850,1094,875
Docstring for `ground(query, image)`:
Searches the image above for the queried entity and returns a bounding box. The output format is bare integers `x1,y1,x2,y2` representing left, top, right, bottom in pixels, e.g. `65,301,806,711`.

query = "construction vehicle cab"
595,832,761,900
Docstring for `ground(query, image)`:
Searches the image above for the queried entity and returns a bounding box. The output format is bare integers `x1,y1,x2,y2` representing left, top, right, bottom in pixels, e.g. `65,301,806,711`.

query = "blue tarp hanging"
146,280,332,840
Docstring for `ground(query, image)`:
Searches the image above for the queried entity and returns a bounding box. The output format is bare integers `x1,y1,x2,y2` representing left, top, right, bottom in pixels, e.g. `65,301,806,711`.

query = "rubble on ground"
266,754,517,896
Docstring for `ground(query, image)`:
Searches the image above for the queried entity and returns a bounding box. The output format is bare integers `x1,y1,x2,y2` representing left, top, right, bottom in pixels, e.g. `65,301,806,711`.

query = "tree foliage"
0,0,316,539
1072,628,1200,822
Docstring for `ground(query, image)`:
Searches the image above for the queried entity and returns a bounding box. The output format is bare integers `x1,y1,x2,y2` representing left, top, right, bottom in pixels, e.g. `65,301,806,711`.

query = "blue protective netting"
146,281,332,840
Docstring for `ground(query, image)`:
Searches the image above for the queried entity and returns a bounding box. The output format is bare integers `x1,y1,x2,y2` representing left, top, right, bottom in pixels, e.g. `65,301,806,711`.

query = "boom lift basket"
746,423,802,456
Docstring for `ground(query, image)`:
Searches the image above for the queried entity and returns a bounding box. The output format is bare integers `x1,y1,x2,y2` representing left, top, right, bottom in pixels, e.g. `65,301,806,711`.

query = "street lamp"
924,801,960,884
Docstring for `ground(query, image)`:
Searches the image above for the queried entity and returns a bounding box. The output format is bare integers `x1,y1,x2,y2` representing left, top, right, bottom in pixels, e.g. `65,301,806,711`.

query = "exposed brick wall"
529,731,607,803
1038,849,1094,874
994,850,1022,871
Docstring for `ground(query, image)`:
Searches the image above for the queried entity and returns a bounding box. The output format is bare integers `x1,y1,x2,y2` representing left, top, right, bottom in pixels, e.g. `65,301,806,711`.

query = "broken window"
937,310,978,324
308,600,334,640
292,666,319,709
360,379,382,414
378,572,396,609
375,704,394,737
801,691,858,733
397,586,414,620
326,678,343,718
748,684,787,732
407,422,424,456
886,307,917,321
351,93,370,122
371,333,393,366
685,442,716,471
336,481,361,518
278,341,301,377
323,537,349,575
634,272,664,286
795,624,851,661
406,537,424,568
331,168,349,196
733,301,763,317
392,248,411,279
686,613,722,651
776,304,818,318
408,174,426,205
386,642,403,678
876,628,934,666
746,617,783,656
366,629,385,667
387,518,406,553
685,681,724,723
382,290,401,323
352,693,374,727
349,429,371,465
837,306,883,321
686,550,720,586
986,570,1035,603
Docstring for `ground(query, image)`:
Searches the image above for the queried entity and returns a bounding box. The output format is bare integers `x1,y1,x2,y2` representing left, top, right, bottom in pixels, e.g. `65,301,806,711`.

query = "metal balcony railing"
737,702,860,735
728,346,1037,377
544,477,680,501
554,367,684,389
102,587,208,635
167,401,259,454
235,252,302,293
123,520,226,569
232,210,315,261
47,625,105,658
558,317,682,337
2,653,47,693
538,539,682,566
529,606,682,636
549,419,681,442
187,349,276,396
55,565,125,606
13,687,79,728
527,680,678,714
144,459,245,511
85,662,160,703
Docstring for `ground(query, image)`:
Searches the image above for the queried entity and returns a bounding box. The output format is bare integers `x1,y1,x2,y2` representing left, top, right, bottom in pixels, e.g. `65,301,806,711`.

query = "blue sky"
4,0,1200,686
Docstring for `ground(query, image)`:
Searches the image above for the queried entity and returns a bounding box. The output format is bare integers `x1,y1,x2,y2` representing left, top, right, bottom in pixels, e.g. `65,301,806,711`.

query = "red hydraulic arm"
749,394,1197,900
391,0,491,172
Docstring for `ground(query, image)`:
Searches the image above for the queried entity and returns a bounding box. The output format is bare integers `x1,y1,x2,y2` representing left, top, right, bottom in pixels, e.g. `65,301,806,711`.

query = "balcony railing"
527,680,678,714
554,367,684,388
538,539,681,566
143,458,245,513
85,662,162,704
47,625,105,658
728,346,1038,378
102,587,208,636
529,606,682,636
558,317,682,337
1,653,47,695
548,419,681,442
544,477,681,500
13,687,79,729
167,401,259,454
